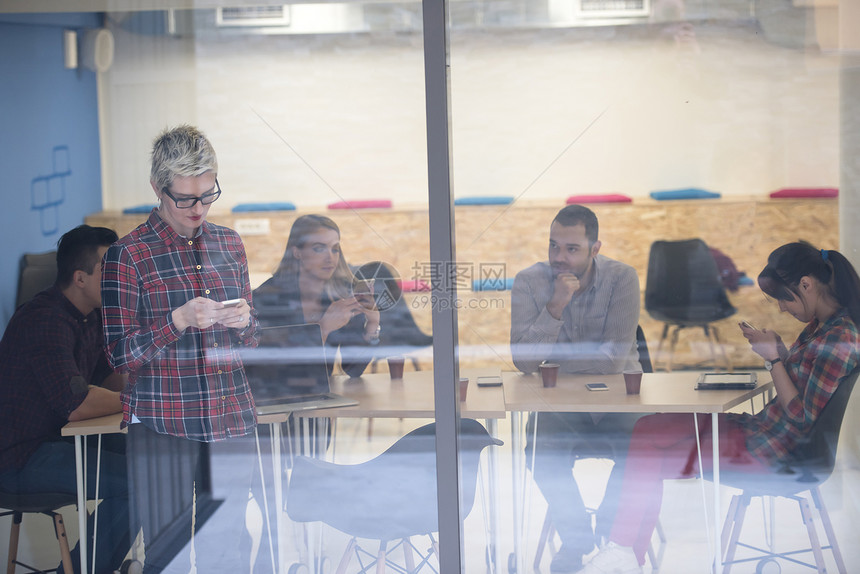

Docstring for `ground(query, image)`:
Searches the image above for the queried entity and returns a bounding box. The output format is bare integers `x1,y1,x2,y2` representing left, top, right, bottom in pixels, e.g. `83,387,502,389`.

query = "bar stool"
0,491,76,574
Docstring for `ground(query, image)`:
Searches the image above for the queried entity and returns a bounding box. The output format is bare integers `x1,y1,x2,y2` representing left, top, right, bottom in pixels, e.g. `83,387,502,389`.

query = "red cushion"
769,188,838,199
566,194,632,204
327,199,393,209
399,279,431,292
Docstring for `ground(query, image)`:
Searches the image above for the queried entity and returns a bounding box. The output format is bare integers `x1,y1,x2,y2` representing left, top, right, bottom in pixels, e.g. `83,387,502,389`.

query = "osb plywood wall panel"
87,197,838,370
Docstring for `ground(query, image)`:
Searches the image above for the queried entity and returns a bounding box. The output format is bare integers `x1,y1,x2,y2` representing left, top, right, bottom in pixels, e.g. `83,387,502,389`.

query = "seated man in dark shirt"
0,225,129,574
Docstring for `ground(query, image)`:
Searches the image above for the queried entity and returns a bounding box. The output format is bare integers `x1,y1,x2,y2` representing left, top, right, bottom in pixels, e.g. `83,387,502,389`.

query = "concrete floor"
3,415,859,574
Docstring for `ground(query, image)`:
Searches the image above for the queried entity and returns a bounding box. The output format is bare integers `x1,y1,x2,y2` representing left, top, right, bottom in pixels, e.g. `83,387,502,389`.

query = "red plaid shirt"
102,210,260,442
735,309,860,464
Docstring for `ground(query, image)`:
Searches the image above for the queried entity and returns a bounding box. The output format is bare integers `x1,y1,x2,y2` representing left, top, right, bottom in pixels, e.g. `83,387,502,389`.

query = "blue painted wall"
0,13,103,329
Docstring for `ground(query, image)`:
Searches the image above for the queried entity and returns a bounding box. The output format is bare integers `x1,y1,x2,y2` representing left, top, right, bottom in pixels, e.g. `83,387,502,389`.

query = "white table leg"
315,419,329,574
271,423,284,574
486,418,499,573
92,434,102,574
300,418,320,574
75,435,87,574
302,418,311,460
254,428,277,574
510,411,524,574
712,412,722,574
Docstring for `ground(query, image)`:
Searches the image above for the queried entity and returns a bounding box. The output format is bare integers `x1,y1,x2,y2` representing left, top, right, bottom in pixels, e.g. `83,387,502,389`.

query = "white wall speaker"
81,28,114,73
63,29,78,69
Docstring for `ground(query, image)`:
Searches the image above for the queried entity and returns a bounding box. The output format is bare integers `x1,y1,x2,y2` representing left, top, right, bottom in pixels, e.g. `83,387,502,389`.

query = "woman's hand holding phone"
321,297,363,334
172,297,249,331
216,298,250,329
318,292,382,345
738,321,758,337
739,320,761,341
738,320,784,361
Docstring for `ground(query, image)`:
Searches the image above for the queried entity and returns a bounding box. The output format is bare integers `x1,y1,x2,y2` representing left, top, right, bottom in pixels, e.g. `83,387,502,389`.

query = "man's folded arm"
510,276,564,373
67,385,122,422
563,268,640,373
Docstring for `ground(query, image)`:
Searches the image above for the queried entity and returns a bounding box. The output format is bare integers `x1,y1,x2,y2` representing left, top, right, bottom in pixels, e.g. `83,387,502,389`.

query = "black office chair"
645,239,737,371
533,326,665,571
635,325,653,375
286,418,502,574
357,261,432,375
357,262,433,439
718,367,859,574
16,251,57,308
0,491,76,574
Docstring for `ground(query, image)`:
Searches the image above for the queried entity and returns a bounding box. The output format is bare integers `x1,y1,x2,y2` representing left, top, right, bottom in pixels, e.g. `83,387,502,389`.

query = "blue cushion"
232,202,296,212
454,196,514,206
122,204,157,214
328,199,391,209
649,188,721,201
472,277,515,291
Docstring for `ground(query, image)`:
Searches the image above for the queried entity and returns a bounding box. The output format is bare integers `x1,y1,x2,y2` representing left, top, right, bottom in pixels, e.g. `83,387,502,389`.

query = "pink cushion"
566,194,632,204
769,188,838,199
399,279,431,292
327,199,393,209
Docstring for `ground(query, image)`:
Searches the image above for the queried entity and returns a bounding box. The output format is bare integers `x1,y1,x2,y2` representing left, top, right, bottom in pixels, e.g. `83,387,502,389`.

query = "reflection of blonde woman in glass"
253,214,380,377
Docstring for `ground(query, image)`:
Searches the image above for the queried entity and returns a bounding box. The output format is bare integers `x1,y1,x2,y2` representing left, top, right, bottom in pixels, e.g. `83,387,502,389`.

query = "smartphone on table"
585,382,609,391
477,375,503,388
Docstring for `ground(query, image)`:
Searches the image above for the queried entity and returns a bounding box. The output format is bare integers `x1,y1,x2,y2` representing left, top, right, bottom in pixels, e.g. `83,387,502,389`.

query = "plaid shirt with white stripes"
738,309,860,464
102,210,260,442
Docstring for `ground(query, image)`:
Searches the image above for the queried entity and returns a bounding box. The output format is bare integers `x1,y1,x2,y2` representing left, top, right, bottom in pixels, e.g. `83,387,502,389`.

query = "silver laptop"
242,323,358,415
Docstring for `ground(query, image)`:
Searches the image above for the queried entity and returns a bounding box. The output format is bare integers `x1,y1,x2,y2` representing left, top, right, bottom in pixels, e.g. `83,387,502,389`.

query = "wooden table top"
502,370,772,414
63,370,771,434
291,367,508,419
61,412,125,436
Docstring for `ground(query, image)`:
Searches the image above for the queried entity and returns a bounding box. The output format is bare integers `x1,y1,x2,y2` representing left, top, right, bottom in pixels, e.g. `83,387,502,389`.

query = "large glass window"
449,0,858,572
2,1,859,572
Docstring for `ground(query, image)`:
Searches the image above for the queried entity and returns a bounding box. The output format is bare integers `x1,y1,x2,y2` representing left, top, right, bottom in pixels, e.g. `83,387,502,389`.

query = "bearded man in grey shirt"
510,204,644,573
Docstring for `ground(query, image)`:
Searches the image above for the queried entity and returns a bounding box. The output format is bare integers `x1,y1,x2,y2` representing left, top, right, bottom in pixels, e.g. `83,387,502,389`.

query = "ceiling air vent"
216,6,292,27
576,0,650,18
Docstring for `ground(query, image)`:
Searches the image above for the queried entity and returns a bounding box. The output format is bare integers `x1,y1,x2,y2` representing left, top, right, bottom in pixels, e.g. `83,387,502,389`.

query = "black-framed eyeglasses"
162,179,222,209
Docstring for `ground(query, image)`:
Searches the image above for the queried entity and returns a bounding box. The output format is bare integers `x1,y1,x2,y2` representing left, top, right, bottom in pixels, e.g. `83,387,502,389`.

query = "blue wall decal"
0,13,103,330
31,146,72,236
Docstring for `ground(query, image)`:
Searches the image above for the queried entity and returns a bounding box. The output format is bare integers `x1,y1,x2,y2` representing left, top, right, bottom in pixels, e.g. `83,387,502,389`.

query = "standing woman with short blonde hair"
102,125,259,440
101,125,262,571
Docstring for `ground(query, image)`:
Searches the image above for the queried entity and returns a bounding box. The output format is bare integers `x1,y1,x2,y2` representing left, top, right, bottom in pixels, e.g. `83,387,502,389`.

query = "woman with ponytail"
575,242,860,574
